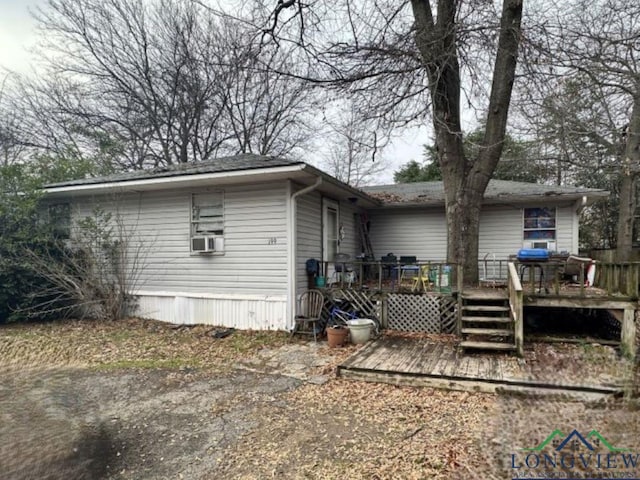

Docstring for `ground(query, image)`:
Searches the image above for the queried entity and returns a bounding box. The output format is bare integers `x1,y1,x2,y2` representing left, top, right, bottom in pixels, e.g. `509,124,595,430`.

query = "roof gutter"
286,176,323,330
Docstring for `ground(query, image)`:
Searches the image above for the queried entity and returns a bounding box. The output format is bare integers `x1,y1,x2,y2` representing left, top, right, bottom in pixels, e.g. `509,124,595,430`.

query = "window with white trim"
48,203,71,239
191,192,224,253
523,207,556,247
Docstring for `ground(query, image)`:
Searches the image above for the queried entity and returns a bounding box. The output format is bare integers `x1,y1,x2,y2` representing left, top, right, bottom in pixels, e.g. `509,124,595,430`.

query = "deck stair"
459,290,516,352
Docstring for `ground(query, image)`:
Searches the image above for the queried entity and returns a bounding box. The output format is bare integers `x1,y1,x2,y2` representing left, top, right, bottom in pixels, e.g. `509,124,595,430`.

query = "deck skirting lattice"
387,293,457,333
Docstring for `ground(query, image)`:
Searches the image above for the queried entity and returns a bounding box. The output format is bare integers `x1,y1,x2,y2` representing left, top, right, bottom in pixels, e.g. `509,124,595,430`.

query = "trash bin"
431,265,452,293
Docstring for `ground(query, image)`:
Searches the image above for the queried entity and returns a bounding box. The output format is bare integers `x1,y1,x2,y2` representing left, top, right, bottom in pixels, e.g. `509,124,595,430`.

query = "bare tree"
217,19,318,158
321,102,389,187
32,0,231,168
520,0,640,260
0,74,29,166
247,0,524,282
12,0,316,169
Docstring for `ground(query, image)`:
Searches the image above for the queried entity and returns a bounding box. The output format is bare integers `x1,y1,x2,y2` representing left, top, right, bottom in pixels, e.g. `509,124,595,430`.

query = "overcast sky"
0,0,429,184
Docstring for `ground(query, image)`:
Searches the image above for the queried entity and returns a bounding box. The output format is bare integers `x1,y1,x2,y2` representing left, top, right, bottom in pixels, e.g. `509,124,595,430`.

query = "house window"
48,203,71,239
523,207,556,245
191,192,224,252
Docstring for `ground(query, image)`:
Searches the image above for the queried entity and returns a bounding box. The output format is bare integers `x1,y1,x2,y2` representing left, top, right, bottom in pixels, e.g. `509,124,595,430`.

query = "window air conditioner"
191,236,216,253
528,240,556,251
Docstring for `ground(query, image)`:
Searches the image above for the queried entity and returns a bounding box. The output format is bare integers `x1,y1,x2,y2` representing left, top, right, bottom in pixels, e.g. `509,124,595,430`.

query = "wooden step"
461,328,513,336
462,316,512,323
462,305,509,312
459,340,516,351
461,292,508,300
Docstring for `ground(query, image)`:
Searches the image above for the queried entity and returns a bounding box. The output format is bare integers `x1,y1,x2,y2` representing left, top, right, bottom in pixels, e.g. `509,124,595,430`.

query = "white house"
362,180,609,260
43,154,607,330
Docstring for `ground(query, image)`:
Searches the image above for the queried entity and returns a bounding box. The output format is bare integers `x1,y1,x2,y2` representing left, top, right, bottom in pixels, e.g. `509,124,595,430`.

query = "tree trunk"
616,171,636,261
616,93,640,262
444,185,483,283
411,0,523,284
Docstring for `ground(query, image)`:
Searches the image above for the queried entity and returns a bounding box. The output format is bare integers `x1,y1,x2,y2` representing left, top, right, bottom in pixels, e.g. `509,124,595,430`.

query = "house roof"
362,179,609,207
44,154,608,208
43,153,379,207
45,154,303,188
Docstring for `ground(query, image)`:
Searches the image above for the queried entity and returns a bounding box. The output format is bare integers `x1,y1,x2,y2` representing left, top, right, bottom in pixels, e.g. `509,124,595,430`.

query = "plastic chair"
290,290,325,342
398,256,418,287
412,265,433,292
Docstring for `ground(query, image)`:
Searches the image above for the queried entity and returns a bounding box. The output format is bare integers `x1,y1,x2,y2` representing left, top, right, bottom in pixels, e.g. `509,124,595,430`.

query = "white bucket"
346,319,376,344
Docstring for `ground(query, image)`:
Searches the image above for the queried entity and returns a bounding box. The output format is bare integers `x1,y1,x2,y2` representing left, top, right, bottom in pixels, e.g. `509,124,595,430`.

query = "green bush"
0,165,64,322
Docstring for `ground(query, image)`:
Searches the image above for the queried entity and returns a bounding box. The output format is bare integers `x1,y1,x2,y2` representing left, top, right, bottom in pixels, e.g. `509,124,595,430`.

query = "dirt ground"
1,318,639,480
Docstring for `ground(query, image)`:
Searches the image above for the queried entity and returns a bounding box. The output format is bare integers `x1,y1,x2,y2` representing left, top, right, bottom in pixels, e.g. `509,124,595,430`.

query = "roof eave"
368,191,610,209
43,164,309,197
301,164,381,207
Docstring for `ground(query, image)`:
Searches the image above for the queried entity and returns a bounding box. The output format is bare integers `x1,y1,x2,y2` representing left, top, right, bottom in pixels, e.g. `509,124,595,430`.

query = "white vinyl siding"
369,204,579,262
367,208,447,261
71,182,288,296
295,190,362,295
556,205,575,253
339,200,361,259
477,206,523,259
481,205,575,257
296,190,322,294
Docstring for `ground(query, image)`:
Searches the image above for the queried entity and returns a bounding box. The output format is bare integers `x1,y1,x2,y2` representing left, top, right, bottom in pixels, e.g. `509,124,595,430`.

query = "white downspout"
286,176,323,330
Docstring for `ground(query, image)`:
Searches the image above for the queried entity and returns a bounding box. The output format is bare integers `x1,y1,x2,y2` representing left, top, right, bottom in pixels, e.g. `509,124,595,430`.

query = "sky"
0,0,430,185
0,0,41,74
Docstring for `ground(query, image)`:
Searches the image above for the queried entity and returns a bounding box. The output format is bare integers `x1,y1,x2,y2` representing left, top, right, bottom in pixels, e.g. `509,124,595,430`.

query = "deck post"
456,264,463,336
508,262,524,357
380,292,388,328
621,308,637,360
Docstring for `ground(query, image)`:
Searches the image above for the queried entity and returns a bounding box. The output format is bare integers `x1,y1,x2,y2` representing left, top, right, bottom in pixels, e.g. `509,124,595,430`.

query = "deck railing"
314,258,640,298
512,260,640,298
316,260,458,293
595,262,640,298
507,262,524,356
479,255,509,286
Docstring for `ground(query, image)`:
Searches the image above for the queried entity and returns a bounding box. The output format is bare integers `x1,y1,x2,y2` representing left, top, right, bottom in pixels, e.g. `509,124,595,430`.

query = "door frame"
322,198,340,270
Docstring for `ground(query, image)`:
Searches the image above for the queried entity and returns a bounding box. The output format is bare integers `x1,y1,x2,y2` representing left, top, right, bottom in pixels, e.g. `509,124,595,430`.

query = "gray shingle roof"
45,154,303,188
45,153,609,207
362,179,608,206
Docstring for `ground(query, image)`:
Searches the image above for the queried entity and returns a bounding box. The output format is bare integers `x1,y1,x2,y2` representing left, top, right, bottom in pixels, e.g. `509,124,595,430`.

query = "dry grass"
0,317,290,372
2,318,639,479
216,380,495,479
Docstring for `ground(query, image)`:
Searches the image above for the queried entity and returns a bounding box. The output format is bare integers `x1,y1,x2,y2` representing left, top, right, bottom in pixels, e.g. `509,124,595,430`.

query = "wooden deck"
338,337,633,399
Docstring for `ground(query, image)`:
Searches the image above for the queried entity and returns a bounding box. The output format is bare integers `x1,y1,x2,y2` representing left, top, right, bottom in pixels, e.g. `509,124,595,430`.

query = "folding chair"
412,264,433,292
290,290,325,342
398,256,418,287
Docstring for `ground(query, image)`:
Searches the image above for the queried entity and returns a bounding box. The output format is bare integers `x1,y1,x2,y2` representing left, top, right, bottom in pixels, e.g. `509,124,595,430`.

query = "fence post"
621,308,637,360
